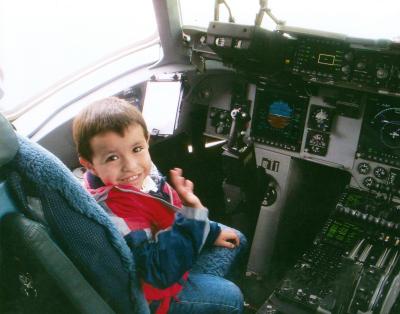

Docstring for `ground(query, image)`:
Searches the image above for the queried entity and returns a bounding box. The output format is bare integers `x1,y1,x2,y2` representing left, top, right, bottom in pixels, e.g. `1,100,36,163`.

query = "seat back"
0,212,115,314
0,113,149,314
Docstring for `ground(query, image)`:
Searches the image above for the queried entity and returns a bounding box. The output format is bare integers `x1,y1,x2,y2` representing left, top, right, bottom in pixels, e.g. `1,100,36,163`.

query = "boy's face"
80,124,152,189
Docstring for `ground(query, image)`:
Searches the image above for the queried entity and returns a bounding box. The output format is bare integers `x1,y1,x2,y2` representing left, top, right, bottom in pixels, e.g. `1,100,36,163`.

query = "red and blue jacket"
84,169,221,314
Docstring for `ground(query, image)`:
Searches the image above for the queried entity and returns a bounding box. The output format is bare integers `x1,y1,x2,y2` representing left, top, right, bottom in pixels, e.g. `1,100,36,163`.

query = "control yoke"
221,106,265,214
226,107,250,152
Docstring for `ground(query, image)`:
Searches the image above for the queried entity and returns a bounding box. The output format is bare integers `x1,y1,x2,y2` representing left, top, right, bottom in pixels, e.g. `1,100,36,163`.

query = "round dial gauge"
314,109,328,125
309,106,333,131
363,176,376,189
309,133,327,149
357,162,371,175
306,131,329,156
373,166,387,179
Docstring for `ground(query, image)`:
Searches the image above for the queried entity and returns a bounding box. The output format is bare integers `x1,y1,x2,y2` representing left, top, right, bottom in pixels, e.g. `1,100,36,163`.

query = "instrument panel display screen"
268,100,293,129
318,54,335,65
251,87,309,152
291,37,346,79
357,95,400,167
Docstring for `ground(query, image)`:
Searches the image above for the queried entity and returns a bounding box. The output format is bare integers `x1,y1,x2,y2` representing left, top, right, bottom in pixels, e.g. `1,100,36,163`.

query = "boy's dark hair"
72,97,149,161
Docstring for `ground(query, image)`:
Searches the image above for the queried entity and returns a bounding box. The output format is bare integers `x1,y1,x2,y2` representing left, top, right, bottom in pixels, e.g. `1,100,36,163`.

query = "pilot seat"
0,112,150,313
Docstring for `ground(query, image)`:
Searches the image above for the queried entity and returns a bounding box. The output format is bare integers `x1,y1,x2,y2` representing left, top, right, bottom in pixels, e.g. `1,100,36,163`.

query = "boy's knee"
174,274,244,313
225,280,244,313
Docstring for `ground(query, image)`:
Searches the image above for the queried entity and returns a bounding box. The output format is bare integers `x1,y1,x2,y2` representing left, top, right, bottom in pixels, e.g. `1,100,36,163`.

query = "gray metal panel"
300,95,364,170
247,147,293,276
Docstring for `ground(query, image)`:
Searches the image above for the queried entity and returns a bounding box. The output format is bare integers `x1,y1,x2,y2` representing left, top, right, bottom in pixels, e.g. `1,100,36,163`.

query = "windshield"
180,0,400,41
0,0,158,114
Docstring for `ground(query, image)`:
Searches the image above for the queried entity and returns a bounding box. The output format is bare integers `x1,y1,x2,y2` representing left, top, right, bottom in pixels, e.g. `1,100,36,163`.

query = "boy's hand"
170,168,204,209
214,229,240,249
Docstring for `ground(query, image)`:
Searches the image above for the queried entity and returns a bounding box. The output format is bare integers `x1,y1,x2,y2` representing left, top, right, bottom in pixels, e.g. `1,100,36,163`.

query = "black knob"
344,52,354,62
216,122,227,134
219,111,228,120
356,62,366,70
341,65,351,74
209,109,217,118
376,68,389,79
262,184,278,206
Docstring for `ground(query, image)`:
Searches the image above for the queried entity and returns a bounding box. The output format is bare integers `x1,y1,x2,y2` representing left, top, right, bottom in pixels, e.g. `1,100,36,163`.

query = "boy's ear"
79,157,97,175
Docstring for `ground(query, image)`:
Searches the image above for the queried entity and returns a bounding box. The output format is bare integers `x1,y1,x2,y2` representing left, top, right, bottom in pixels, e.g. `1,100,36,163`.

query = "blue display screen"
269,101,293,118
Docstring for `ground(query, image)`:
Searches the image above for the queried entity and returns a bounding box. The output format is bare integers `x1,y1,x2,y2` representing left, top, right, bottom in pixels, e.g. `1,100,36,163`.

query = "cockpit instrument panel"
291,37,347,82
251,88,308,152
188,22,400,95
290,35,400,94
357,95,400,167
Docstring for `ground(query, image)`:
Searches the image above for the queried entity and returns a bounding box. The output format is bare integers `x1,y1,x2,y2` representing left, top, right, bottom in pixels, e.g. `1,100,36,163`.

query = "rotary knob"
216,122,229,134
219,111,228,120
356,62,366,71
209,108,217,119
341,65,351,75
209,108,218,126
376,68,389,79
199,35,207,45
344,52,354,62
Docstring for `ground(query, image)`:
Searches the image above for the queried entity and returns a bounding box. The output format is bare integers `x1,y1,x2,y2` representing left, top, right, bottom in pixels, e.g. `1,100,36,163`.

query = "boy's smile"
80,124,152,189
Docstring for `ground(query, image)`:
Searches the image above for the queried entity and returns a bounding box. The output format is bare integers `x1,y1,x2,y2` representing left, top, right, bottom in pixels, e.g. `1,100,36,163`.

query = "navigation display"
357,95,400,167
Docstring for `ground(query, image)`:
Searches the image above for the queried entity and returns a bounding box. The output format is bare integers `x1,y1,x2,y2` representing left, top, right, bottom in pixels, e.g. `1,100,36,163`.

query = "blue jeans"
168,226,247,314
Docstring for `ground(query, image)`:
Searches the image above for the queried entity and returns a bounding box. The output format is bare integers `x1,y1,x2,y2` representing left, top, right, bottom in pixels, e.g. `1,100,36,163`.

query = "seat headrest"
0,113,19,167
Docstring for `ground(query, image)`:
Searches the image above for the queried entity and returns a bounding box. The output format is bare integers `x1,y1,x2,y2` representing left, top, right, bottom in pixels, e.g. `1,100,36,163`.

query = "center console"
258,187,400,314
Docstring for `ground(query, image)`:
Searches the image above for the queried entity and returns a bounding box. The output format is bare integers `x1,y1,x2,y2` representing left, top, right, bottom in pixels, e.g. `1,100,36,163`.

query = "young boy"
72,97,246,314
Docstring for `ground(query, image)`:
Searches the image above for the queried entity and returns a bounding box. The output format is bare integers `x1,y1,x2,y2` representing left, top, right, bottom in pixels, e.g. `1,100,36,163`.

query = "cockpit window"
180,0,400,41
0,0,158,114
